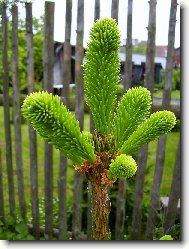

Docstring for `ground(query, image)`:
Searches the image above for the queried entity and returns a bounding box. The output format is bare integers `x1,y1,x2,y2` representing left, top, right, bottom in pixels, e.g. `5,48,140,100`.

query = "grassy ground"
0,106,180,218
153,89,180,99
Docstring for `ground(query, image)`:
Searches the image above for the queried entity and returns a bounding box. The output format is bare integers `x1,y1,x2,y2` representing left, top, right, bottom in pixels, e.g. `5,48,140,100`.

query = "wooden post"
0,144,5,222
115,179,126,240
146,135,166,240
163,138,180,233
94,0,100,21
145,0,178,239
72,0,84,240
162,0,178,110
11,3,26,219
43,1,55,239
144,0,157,94
131,144,148,239
58,0,72,239
124,0,133,90
25,2,40,239
111,0,119,23
1,2,15,217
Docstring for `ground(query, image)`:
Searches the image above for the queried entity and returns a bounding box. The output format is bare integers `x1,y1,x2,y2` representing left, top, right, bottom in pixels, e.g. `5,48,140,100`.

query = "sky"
18,0,181,48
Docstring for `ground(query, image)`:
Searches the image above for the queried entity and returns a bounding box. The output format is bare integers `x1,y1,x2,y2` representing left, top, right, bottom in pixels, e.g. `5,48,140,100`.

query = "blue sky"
18,0,180,47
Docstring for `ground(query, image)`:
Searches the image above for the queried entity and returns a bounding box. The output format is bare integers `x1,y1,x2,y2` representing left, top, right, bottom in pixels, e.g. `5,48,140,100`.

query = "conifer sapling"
22,18,176,240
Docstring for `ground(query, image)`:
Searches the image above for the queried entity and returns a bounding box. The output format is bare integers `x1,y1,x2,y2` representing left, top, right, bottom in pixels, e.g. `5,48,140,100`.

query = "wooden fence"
0,0,180,240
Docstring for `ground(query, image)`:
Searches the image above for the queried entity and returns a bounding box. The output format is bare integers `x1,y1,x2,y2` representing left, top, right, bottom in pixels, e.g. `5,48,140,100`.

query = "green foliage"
0,216,35,240
172,68,180,90
108,154,137,179
113,86,151,149
22,91,96,164
83,18,121,135
120,111,176,155
159,235,173,240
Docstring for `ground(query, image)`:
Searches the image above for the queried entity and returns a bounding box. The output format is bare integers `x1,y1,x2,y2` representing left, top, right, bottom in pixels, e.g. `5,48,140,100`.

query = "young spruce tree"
22,18,176,240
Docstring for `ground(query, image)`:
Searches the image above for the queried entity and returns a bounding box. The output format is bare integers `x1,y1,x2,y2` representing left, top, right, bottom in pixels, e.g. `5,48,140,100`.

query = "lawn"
153,89,180,99
0,106,180,220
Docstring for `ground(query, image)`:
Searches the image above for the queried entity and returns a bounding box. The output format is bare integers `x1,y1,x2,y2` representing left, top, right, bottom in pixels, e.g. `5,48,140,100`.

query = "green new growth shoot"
22,18,176,240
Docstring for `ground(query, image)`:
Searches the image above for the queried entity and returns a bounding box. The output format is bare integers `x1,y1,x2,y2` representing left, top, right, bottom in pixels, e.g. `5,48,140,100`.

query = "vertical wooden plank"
163,138,180,234
115,179,126,240
144,0,157,94
131,144,148,239
72,0,84,240
0,144,5,222
1,2,15,217
25,2,40,239
146,0,178,239
111,0,119,22
43,1,55,239
11,3,26,219
132,0,156,240
94,0,100,21
146,135,166,240
58,0,72,240
162,0,178,110
124,0,133,90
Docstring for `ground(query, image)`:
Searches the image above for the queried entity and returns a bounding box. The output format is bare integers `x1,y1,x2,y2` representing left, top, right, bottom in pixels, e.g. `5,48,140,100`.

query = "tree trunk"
124,0,133,90
162,0,178,110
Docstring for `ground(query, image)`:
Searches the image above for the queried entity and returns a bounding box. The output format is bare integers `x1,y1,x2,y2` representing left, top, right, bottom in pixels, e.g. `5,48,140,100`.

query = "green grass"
153,89,180,99
0,106,180,218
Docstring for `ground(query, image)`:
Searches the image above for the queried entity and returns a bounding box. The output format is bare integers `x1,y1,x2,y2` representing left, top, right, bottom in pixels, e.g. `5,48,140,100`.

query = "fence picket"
1,3,15,217
0,144,5,222
25,2,40,239
72,0,84,240
146,135,166,240
131,144,148,239
163,138,180,233
11,3,26,219
43,1,55,239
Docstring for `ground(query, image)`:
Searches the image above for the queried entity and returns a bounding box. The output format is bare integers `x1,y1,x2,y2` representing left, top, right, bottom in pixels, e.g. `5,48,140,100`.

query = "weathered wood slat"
111,0,119,22
162,0,178,110
124,0,133,90
163,138,180,233
43,1,55,239
94,0,100,21
25,2,40,239
0,144,5,222
58,0,72,240
72,0,84,240
1,3,15,217
115,179,126,240
144,0,157,94
145,135,166,240
11,3,26,219
131,144,148,239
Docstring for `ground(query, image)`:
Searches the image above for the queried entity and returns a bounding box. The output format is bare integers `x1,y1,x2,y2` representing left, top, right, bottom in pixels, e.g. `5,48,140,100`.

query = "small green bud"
108,154,137,179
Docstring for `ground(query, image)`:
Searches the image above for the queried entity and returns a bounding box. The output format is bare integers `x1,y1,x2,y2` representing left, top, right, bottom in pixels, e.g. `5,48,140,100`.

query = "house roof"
119,53,166,69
